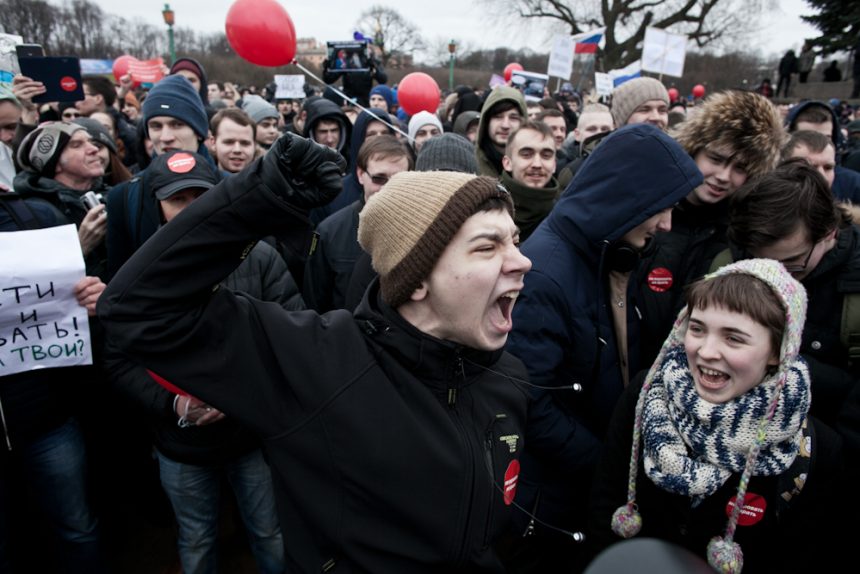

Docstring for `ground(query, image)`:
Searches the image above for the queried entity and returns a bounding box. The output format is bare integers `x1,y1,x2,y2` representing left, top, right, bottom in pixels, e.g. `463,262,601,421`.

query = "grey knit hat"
611,77,670,127
415,133,478,174
73,117,117,155
358,171,512,307
241,94,279,124
17,122,86,177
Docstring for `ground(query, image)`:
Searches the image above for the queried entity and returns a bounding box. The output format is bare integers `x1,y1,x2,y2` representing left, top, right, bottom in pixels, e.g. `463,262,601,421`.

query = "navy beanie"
142,75,209,140
370,85,394,108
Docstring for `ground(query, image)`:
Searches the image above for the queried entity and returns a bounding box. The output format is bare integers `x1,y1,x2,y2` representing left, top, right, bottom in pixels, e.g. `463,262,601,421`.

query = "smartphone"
16,44,45,59
17,56,84,103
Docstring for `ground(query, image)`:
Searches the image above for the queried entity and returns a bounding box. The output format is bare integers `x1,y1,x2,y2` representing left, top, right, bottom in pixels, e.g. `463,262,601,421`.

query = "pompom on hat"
358,171,513,308
611,258,808,574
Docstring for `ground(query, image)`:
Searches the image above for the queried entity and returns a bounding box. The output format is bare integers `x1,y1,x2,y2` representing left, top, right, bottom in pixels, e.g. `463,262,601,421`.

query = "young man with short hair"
500,121,560,241
783,130,837,188
99,132,535,573
785,100,860,204
210,108,256,174
476,87,527,177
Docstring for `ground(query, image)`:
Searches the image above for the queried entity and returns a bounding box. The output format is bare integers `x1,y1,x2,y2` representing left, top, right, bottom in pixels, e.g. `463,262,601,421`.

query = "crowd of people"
1,45,860,574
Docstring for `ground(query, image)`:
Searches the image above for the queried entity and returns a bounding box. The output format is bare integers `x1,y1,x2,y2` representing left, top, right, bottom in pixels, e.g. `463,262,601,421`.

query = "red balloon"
397,72,441,116
692,84,706,98
225,0,296,67
504,62,524,82
112,55,137,80
667,87,680,102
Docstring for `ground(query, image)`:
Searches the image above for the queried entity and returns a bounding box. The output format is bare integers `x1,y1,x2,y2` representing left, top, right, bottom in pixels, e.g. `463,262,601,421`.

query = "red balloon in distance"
398,72,441,115
112,55,137,80
225,0,297,67
667,87,679,102
692,84,706,98
504,62,524,82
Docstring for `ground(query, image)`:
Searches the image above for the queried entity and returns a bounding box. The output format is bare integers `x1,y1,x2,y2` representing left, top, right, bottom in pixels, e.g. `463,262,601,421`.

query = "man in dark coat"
504,124,702,571
99,133,535,573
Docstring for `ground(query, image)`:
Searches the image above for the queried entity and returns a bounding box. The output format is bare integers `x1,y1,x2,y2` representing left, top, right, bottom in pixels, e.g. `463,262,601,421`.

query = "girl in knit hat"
587,259,844,573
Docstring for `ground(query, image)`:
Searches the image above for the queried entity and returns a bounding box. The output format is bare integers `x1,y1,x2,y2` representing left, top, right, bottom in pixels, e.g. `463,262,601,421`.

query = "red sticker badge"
726,493,767,526
167,152,196,174
60,76,78,92
647,267,674,293
503,460,520,506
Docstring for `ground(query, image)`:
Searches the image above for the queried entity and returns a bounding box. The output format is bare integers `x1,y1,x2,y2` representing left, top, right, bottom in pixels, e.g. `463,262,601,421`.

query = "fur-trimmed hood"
674,90,786,179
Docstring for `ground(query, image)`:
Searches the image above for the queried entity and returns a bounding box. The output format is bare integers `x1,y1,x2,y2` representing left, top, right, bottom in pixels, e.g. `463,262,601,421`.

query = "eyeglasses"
62,111,82,119
369,174,391,186
782,244,816,273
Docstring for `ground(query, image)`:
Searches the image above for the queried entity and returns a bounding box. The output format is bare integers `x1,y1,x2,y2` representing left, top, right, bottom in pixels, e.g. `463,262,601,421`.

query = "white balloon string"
291,59,412,141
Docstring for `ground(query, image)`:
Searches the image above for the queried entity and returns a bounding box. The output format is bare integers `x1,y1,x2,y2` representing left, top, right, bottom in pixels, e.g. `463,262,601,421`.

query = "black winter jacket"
637,199,730,365
98,155,531,573
105,242,303,466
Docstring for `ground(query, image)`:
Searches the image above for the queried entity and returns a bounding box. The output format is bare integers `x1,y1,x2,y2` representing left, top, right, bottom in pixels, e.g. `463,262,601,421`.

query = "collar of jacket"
354,278,505,388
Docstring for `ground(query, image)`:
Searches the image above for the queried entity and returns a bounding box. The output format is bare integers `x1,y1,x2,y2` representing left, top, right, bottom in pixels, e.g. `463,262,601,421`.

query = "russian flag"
609,60,642,87
573,28,605,54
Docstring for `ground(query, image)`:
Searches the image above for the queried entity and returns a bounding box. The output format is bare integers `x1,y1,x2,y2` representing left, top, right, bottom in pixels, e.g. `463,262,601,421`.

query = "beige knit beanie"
610,77,670,128
358,171,514,308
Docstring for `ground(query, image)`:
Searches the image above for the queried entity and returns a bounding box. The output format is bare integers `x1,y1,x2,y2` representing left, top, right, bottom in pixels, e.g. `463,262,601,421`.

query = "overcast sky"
91,0,820,60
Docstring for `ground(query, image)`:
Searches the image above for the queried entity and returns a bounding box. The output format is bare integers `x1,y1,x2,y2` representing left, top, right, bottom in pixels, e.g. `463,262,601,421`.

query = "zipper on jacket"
482,413,507,548
447,354,465,407
0,395,11,451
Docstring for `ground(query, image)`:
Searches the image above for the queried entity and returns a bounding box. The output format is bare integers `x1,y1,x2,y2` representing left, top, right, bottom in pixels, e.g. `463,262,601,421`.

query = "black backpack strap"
0,192,43,230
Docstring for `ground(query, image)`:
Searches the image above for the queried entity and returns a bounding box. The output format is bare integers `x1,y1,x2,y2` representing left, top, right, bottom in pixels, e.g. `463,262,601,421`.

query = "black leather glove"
267,132,346,209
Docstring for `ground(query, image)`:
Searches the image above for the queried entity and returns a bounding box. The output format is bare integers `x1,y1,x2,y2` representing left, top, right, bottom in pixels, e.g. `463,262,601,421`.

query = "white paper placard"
594,72,614,96
641,27,687,78
274,75,306,99
547,35,575,80
0,224,92,375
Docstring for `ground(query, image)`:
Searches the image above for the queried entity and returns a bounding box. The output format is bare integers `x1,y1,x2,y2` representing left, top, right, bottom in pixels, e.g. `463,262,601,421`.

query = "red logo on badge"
167,152,196,173
726,493,766,526
647,267,674,293
503,460,520,506
60,76,77,92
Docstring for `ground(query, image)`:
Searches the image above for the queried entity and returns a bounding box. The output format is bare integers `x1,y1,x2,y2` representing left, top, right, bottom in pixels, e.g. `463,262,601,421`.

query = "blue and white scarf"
641,345,810,501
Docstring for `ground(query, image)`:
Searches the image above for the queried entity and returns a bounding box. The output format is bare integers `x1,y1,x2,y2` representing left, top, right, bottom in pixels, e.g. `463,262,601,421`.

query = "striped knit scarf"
641,345,810,502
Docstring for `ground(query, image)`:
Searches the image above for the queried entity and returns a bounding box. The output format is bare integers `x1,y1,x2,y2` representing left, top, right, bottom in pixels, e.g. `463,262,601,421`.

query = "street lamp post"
448,40,457,92
162,3,176,66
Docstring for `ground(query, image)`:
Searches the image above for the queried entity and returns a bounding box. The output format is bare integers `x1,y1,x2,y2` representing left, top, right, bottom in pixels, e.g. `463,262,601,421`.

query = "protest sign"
81,59,114,75
128,58,165,85
0,33,24,85
511,70,549,102
0,225,92,375
641,27,687,78
594,72,614,96
547,35,575,80
274,74,306,99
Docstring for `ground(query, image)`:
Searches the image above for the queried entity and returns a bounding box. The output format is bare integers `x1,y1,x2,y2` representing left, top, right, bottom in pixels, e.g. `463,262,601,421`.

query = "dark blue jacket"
506,124,702,534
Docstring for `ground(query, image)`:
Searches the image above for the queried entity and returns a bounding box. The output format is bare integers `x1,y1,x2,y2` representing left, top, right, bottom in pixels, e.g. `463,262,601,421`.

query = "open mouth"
698,366,730,388
491,291,519,332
